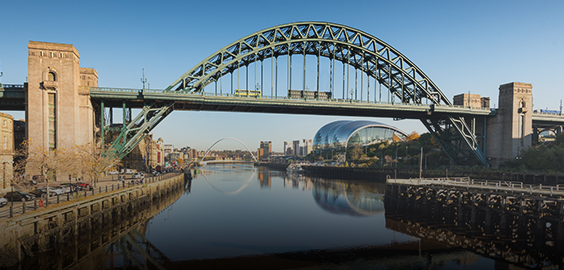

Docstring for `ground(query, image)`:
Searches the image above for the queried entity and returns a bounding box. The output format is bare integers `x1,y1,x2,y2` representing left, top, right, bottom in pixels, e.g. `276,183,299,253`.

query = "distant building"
453,93,490,109
285,147,293,156
163,144,174,156
258,141,272,161
293,140,300,156
313,120,407,153
303,139,312,156
0,112,14,191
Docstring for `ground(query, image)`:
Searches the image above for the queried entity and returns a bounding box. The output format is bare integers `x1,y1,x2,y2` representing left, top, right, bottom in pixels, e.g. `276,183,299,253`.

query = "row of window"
38,51,64,58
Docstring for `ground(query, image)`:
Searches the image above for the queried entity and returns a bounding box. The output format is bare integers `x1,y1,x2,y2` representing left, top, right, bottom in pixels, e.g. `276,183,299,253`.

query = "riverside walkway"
0,172,181,219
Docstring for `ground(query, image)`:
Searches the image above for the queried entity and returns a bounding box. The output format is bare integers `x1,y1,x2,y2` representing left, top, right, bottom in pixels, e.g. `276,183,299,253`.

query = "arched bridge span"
200,137,258,164
168,22,449,106
93,22,488,166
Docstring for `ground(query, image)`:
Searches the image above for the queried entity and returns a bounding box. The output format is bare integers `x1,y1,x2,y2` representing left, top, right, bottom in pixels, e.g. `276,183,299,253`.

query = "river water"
15,164,558,269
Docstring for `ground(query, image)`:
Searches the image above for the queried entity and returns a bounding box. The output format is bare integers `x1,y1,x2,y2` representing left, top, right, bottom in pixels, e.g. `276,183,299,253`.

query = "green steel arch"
167,22,488,166
167,22,449,106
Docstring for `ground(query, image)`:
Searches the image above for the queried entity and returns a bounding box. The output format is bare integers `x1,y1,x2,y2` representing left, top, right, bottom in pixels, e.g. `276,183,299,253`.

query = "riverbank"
0,173,187,268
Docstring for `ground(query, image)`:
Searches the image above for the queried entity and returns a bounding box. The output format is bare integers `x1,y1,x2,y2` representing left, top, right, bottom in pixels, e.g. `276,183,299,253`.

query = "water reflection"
10,165,546,269
312,180,385,217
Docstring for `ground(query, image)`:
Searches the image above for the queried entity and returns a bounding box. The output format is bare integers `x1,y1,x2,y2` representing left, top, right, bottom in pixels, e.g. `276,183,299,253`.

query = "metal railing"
0,172,183,219
90,87,494,112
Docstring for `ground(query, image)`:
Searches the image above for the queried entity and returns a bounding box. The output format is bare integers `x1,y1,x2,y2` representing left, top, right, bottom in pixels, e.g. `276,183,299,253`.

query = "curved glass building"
313,120,407,151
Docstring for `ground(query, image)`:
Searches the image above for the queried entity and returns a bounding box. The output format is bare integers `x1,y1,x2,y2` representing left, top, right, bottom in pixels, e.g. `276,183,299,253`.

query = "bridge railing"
1,84,25,89
90,87,493,111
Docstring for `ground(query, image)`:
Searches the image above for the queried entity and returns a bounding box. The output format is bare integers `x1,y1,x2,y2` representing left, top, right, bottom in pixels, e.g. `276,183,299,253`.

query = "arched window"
48,72,56,81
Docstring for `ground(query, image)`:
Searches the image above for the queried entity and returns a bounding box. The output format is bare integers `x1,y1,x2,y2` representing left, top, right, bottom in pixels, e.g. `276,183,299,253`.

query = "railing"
388,177,564,197
0,84,25,89
0,172,183,219
90,87,494,112
533,110,564,116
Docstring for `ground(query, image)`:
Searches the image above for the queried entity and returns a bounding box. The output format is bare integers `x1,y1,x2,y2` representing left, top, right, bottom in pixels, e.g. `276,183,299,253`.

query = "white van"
122,168,135,174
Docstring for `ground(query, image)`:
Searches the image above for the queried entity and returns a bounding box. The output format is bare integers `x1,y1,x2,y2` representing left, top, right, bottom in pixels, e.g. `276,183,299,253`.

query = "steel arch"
167,22,488,166
167,22,448,106
200,137,258,163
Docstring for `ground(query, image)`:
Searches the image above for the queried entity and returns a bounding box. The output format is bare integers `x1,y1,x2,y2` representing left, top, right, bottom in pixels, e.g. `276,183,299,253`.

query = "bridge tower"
486,82,533,167
26,41,97,150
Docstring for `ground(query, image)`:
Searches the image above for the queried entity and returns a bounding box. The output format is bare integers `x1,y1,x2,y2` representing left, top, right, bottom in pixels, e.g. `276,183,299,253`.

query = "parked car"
0,197,7,207
48,186,65,195
56,185,71,193
133,173,144,179
4,191,35,201
77,182,93,191
122,169,135,174
60,183,81,192
108,171,119,175
29,189,55,198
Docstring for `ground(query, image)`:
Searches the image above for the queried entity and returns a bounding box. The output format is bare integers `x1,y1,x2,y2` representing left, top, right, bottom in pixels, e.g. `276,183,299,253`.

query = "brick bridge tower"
485,82,533,167
26,41,98,151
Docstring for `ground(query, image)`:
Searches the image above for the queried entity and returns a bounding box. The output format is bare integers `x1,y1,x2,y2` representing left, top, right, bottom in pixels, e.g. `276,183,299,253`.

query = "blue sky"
1,0,563,152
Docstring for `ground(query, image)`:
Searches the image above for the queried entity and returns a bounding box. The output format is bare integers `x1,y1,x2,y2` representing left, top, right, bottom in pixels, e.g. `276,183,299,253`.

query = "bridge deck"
89,87,494,119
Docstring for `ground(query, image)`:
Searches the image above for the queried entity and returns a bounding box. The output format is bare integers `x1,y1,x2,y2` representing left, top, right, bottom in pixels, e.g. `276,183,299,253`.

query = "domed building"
313,120,407,152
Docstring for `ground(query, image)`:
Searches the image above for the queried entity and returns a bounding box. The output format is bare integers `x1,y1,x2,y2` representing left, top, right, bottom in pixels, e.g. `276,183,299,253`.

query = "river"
14,163,559,269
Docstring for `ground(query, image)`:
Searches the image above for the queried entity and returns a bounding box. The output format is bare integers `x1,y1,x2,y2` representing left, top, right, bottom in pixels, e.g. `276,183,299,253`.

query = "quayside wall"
385,178,564,269
0,173,186,268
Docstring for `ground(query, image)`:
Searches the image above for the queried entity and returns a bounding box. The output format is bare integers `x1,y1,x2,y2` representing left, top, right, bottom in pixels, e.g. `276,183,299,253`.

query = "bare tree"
72,140,120,188
24,141,70,197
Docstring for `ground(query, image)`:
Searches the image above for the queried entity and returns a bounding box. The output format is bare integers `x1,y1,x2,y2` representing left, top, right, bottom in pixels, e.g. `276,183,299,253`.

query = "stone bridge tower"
486,82,533,167
26,41,97,151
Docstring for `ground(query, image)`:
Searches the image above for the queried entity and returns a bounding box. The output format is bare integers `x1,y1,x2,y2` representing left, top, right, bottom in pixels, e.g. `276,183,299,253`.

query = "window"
3,137,6,150
48,72,56,81
48,93,56,149
2,120,5,127
59,52,62,58
49,52,53,58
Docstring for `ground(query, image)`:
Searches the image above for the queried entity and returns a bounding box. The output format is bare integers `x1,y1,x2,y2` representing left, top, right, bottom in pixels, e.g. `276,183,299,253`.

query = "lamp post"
395,144,398,168
419,148,423,179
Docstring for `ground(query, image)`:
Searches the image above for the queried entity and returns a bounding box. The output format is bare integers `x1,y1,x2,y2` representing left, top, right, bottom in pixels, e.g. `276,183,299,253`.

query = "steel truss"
106,101,174,159
423,115,488,166
165,22,488,166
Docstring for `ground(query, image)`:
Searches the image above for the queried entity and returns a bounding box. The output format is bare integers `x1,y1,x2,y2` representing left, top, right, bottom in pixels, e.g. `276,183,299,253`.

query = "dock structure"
385,177,564,268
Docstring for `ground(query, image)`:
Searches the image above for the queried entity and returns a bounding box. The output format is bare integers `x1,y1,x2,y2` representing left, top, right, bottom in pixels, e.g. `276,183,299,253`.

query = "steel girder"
422,115,488,166
107,101,174,159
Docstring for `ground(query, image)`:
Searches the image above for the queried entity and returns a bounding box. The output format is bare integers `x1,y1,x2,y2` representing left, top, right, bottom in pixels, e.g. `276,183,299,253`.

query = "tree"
406,131,420,141
24,141,71,197
348,144,363,162
72,140,120,188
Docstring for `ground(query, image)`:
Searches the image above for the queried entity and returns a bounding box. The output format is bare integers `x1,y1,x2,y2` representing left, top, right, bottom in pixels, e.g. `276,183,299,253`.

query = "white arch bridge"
199,137,257,165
